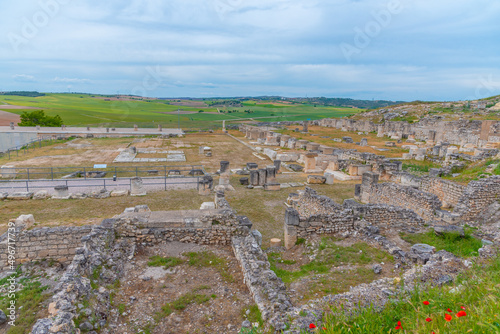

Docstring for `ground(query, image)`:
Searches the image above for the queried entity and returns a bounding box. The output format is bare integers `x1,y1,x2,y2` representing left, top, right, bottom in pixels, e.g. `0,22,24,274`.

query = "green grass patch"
241,304,264,328
322,255,500,333
269,238,393,283
147,256,184,269
0,274,50,334
403,160,441,173
400,229,482,258
155,286,215,320
185,251,234,282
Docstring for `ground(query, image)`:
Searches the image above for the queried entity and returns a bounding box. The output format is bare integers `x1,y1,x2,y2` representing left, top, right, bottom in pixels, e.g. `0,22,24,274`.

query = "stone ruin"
2,168,500,333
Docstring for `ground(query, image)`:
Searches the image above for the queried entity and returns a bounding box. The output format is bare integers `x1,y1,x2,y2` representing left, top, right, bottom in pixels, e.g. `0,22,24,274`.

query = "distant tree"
198,110,204,113
19,110,63,127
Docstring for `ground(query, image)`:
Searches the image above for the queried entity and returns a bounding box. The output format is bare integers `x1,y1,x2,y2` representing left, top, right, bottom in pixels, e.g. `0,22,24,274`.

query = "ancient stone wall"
352,204,425,228
284,187,424,248
0,225,93,271
359,172,442,221
454,176,500,222
114,208,251,246
32,223,131,334
420,176,465,208
232,234,291,330
318,118,500,147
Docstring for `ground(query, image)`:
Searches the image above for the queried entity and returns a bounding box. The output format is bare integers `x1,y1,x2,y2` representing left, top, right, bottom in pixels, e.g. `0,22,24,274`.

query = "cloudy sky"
1,0,500,101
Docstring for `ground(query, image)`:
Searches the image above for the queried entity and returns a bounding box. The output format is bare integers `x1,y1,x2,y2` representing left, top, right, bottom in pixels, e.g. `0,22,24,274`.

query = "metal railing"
1,135,71,158
0,164,206,181
0,175,202,193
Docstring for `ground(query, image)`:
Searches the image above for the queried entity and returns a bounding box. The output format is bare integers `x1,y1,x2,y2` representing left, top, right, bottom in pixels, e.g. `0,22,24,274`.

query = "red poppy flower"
425,318,432,322
447,308,452,312
397,321,401,326
461,306,466,310
423,301,430,305
309,323,317,329
322,327,326,330
395,325,402,330
456,310,467,317
445,314,453,322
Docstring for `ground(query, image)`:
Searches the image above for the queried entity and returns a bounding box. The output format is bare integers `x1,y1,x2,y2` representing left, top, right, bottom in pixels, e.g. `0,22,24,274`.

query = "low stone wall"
359,172,441,221
420,176,465,208
114,208,252,245
232,234,292,330
454,176,500,222
31,223,132,334
0,225,93,271
284,188,424,248
353,204,425,228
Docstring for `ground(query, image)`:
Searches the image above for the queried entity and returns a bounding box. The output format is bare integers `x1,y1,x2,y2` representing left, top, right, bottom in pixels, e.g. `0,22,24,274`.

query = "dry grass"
0,175,357,246
226,175,356,246
282,125,408,158
0,134,261,173
0,189,204,234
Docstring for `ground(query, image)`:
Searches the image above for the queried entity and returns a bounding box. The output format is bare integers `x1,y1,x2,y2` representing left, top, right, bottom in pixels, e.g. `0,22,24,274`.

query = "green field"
0,93,360,129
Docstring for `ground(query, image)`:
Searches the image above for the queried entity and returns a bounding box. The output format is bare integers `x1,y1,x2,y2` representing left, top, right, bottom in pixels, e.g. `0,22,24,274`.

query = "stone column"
53,185,69,199
134,124,138,131
284,208,300,249
130,177,146,196
220,161,230,173
158,125,162,132
280,135,291,147
219,161,231,186
257,169,267,186
198,178,212,196
303,121,308,132
273,160,281,173
246,162,258,170
360,172,379,203
9,122,14,130
266,166,277,183
360,138,368,146
250,170,259,186
222,120,226,132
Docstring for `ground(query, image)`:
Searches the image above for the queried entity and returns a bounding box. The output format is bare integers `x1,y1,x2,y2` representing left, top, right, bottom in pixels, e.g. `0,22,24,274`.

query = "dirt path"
0,110,21,126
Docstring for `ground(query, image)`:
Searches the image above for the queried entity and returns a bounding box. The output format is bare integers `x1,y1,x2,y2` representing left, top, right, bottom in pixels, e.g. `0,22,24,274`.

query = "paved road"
0,176,199,194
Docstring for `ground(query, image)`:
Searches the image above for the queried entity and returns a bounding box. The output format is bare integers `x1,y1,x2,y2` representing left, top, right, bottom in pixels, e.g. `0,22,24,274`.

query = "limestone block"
53,185,69,199
200,202,216,210
307,175,326,184
111,190,129,197
324,172,335,185
33,190,49,200
130,177,146,196
15,214,35,229
263,148,277,160
275,153,299,162
264,183,280,191
7,192,33,200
